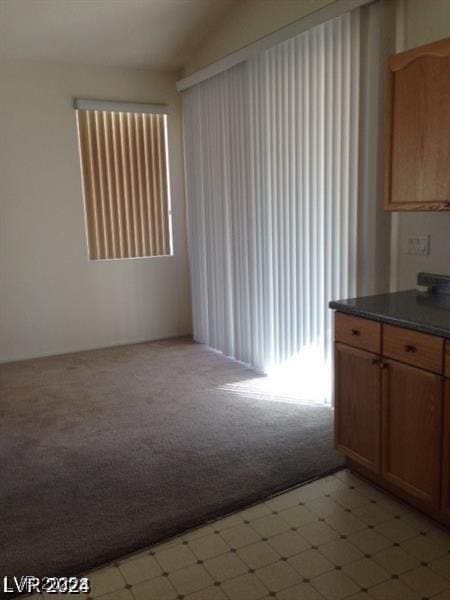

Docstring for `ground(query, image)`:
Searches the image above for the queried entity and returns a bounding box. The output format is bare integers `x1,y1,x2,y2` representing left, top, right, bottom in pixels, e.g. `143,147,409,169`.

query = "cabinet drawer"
446,341,450,378
383,324,444,373
335,313,381,354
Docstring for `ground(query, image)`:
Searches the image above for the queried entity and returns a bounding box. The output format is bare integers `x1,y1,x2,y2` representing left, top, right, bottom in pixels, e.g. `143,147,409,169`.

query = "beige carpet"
0,337,343,587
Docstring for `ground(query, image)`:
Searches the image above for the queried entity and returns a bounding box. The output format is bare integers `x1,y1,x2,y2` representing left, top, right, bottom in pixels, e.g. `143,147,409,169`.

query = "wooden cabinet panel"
384,37,450,211
443,381,450,518
445,341,450,378
335,313,381,354
382,359,443,509
334,343,381,473
383,324,444,373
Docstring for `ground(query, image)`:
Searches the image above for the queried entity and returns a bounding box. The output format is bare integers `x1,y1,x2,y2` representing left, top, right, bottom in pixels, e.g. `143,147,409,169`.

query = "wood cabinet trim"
389,37,450,72
385,201,450,212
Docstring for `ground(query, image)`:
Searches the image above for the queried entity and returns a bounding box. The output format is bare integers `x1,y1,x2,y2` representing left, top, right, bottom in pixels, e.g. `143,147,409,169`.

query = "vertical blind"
76,108,172,260
183,11,360,403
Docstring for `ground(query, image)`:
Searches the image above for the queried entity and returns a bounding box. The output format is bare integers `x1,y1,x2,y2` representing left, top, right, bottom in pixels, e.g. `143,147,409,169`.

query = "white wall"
183,0,337,76
392,0,450,290
0,59,192,363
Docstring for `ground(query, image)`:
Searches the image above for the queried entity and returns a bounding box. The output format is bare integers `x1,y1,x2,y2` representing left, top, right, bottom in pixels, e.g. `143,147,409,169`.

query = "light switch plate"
406,235,430,256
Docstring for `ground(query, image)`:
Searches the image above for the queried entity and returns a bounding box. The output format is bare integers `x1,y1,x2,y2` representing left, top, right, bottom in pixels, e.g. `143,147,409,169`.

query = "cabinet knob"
404,344,417,353
371,358,387,369
351,329,360,336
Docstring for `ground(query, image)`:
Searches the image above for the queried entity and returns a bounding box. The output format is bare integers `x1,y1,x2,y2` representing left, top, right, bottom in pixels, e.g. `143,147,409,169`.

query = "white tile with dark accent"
237,541,280,569
25,469,450,600
267,530,310,558
188,532,230,560
118,554,163,585
288,547,335,579
155,544,197,572
131,575,177,600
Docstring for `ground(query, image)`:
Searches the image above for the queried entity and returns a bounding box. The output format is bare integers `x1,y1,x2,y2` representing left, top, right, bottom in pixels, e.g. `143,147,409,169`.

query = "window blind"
76,105,172,260
182,11,360,403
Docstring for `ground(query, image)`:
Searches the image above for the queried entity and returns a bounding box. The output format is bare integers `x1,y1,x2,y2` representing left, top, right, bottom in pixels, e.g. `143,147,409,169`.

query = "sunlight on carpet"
217,344,331,405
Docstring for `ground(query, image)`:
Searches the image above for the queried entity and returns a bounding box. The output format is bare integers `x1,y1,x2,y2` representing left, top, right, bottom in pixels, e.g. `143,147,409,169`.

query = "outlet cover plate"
406,235,430,256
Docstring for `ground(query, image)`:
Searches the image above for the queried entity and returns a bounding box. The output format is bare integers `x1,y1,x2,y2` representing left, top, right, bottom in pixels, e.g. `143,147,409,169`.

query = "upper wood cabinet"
384,37,450,211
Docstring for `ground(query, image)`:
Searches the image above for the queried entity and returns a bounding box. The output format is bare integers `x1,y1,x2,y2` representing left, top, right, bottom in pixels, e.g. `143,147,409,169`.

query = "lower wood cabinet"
335,343,381,474
443,381,450,518
334,313,449,526
381,359,442,510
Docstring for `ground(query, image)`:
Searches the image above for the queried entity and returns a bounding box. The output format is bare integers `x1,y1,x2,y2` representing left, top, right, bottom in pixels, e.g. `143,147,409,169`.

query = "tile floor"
31,469,450,600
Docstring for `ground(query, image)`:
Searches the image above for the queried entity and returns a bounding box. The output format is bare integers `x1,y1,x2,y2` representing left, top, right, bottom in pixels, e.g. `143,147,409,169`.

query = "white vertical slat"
349,12,360,298
247,60,258,368
334,17,343,301
303,31,312,348
288,38,297,362
182,10,360,403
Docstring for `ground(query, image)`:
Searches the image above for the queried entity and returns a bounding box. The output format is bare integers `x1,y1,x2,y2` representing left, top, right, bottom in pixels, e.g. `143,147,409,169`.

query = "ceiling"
0,0,238,70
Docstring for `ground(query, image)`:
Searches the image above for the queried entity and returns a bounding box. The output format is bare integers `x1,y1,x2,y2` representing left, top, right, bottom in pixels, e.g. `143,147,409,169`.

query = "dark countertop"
329,290,450,339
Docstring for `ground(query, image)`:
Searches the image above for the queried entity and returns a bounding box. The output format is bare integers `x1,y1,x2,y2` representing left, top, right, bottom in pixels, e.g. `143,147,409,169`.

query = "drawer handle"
404,344,417,353
351,329,360,336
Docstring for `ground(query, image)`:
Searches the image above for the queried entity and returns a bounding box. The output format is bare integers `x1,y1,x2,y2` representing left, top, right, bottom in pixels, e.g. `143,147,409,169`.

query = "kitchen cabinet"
334,313,449,525
384,37,450,211
381,359,442,509
443,381,450,518
335,342,381,474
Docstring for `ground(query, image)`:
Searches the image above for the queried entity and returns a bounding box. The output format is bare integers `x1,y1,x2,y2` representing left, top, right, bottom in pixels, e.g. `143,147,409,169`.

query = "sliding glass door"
183,11,361,404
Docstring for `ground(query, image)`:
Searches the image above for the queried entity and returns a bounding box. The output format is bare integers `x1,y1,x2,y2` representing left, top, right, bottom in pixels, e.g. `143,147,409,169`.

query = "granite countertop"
329,290,450,339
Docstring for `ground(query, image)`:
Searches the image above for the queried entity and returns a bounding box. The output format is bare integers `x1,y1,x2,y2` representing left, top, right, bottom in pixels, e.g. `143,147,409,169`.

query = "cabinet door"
382,359,443,509
384,37,450,211
443,381,450,517
334,343,381,473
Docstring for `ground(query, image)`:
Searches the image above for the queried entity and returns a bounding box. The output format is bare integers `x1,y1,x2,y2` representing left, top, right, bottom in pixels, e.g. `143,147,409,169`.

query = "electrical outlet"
406,235,430,256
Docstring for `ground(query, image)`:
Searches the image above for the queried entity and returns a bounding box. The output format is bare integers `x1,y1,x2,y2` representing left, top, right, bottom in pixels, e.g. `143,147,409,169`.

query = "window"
75,99,172,260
